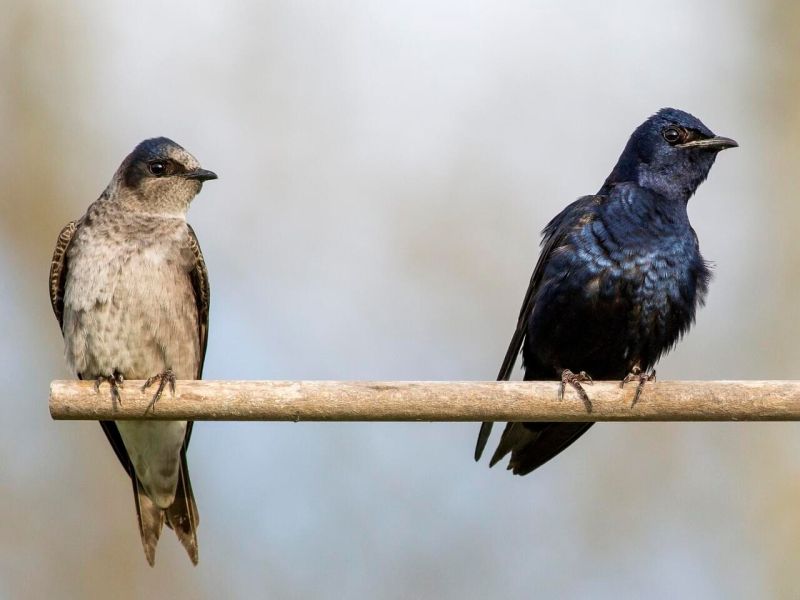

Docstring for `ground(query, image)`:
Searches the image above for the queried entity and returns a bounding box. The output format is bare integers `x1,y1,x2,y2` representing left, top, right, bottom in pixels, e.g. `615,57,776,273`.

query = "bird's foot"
95,372,124,407
558,369,593,413
142,368,176,413
620,367,656,407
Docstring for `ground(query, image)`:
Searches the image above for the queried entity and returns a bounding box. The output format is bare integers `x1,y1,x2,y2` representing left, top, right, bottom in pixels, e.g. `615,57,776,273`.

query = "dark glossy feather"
476,108,732,475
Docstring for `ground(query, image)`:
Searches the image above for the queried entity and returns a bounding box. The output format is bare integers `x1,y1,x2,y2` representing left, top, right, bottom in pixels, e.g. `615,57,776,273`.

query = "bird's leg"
142,368,176,413
558,369,593,413
94,371,125,407
620,366,656,407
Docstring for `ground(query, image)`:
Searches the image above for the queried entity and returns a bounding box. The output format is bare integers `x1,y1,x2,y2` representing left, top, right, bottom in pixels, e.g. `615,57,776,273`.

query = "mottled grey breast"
61,199,201,380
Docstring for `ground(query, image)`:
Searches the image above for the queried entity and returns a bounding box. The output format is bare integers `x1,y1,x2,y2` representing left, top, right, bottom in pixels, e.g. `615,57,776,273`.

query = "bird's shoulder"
538,194,607,265
507,195,606,318
542,194,606,239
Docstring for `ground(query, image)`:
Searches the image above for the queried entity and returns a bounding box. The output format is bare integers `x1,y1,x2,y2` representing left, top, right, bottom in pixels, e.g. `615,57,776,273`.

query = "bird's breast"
62,217,199,379
528,231,704,376
592,238,699,316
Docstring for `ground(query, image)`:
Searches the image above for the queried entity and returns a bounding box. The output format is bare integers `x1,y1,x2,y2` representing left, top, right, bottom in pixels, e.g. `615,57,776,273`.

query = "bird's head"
113,137,217,216
603,108,737,202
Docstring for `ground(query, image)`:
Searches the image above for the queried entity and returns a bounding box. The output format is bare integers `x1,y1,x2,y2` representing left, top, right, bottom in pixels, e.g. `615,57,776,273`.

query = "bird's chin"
186,179,204,194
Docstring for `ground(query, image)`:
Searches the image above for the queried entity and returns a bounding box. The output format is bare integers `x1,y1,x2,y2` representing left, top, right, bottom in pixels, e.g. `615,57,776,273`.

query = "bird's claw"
94,372,125,407
142,368,177,413
558,369,593,413
620,367,656,407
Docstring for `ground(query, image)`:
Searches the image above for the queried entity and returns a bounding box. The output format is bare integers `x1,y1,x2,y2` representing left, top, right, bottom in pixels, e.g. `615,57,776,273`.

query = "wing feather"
474,196,602,461
49,221,79,329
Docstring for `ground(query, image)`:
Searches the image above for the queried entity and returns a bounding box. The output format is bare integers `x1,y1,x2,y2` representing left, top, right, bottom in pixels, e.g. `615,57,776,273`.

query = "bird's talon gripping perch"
142,368,177,413
94,372,124,406
621,367,656,407
558,369,594,412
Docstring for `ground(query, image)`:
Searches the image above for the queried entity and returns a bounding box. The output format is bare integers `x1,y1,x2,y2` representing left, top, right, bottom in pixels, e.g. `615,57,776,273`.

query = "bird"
474,108,737,476
49,137,217,565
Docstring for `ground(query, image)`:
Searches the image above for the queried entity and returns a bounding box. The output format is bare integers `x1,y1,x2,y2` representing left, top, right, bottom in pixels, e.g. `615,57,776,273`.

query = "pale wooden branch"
48,380,800,421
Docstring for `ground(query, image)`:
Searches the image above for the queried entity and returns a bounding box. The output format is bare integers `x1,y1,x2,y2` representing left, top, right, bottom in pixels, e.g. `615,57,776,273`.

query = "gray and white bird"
49,137,216,565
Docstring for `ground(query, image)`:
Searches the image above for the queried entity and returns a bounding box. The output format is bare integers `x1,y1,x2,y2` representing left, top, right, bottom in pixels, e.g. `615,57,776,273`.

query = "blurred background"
2,0,799,597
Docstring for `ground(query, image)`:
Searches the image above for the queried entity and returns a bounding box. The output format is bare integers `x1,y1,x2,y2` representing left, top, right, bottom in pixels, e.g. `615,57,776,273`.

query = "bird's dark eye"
662,127,682,144
148,161,167,176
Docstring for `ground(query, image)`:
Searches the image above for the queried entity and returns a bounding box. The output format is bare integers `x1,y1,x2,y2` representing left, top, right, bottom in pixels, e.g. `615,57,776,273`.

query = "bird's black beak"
678,136,738,151
185,168,218,182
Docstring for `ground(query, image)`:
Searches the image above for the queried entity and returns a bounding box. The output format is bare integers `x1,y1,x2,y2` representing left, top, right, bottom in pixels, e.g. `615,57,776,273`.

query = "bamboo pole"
48,380,800,422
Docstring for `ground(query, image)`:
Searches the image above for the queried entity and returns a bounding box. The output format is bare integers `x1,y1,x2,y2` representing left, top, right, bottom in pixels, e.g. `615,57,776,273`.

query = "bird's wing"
187,223,210,380
49,220,79,329
168,223,209,456
474,195,602,461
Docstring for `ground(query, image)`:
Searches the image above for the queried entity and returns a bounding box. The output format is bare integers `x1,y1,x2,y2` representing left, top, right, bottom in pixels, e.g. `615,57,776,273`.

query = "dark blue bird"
475,108,737,475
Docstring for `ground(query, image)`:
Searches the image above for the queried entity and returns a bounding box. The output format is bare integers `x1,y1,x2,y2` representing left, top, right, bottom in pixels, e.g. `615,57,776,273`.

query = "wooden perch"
49,380,800,421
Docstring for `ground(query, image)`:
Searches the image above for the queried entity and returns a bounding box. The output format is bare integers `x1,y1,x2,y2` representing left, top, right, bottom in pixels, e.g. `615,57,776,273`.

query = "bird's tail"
132,449,199,566
132,476,164,566
474,422,494,461
489,422,594,475
165,448,199,564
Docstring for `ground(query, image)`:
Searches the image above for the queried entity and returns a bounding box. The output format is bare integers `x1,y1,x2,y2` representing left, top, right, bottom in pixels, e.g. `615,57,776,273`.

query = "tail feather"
132,476,165,567
489,422,536,467
165,449,199,565
474,422,494,461
490,422,594,475
114,424,199,566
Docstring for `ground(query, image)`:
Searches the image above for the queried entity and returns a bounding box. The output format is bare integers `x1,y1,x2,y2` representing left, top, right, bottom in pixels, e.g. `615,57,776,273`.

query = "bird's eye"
148,161,167,176
662,127,682,144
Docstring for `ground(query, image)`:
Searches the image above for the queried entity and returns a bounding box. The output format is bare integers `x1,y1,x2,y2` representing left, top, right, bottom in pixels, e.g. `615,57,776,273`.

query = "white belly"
116,420,188,508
